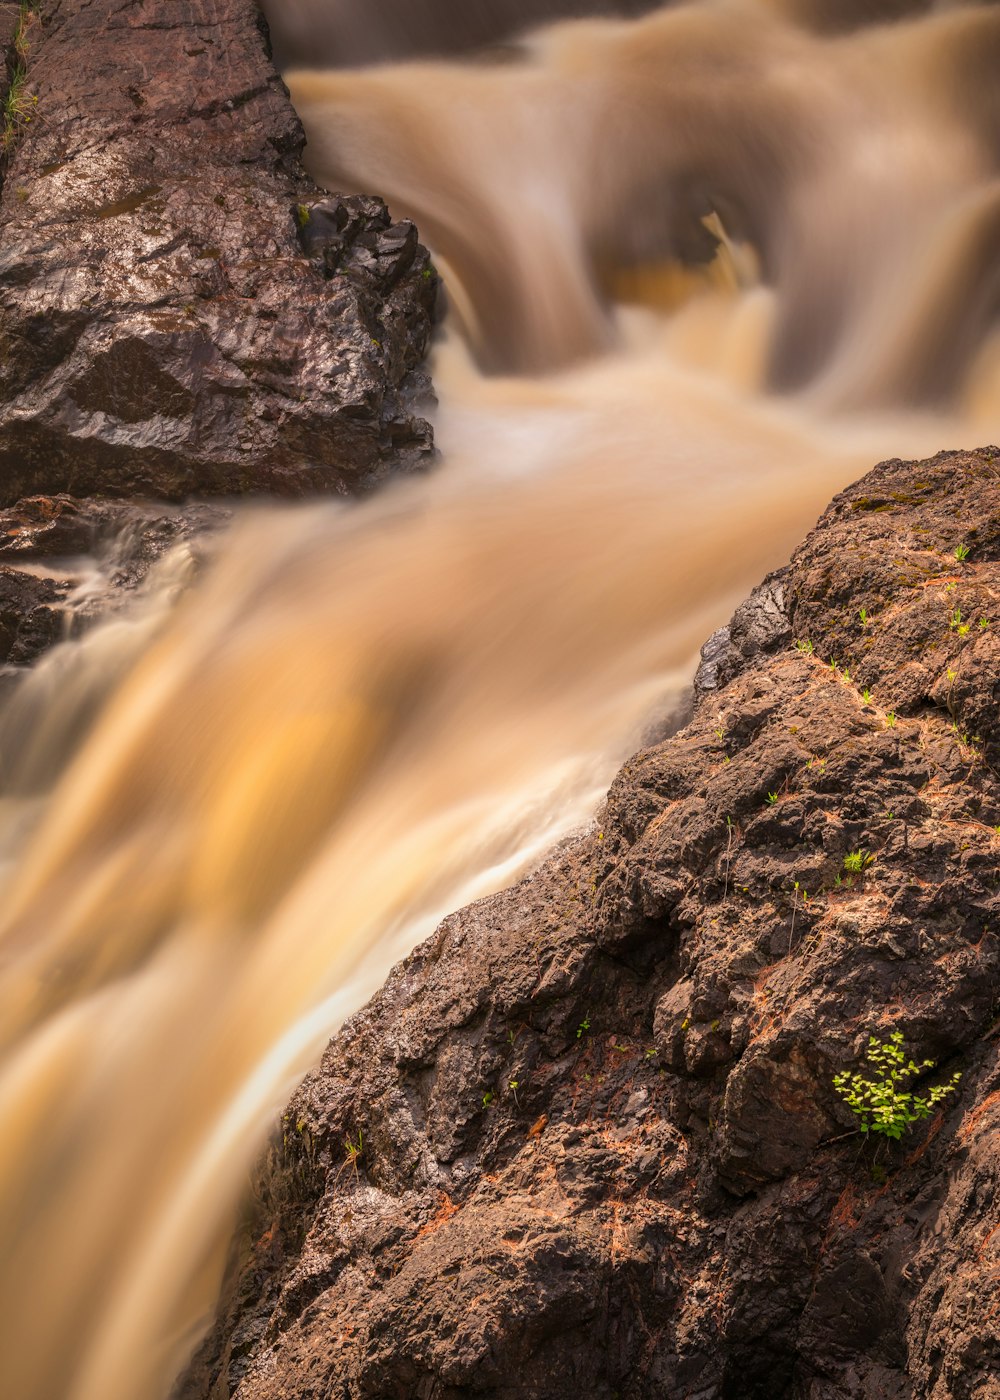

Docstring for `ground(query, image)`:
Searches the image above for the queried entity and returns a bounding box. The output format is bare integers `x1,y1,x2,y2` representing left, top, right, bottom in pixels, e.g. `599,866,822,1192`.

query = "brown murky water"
0,3,998,1396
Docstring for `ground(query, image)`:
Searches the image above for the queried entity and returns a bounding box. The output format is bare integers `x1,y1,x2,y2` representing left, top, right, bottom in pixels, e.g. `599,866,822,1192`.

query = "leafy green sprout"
766,791,779,805
843,849,873,874
858,607,871,626
979,617,990,630
886,711,897,728
576,1013,591,1040
954,544,971,561
795,639,814,655
833,1031,961,1140
862,688,873,704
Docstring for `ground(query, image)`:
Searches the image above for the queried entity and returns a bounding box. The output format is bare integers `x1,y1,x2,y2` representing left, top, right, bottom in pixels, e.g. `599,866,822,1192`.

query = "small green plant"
979,617,991,630
858,607,870,626
886,711,897,728
954,543,971,561
766,791,779,805
482,1090,494,1107
788,879,804,953
843,849,873,874
862,688,872,703
342,1129,364,1177
576,1013,591,1040
833,1032,961,1140
795,638,814,655
950,608,963,631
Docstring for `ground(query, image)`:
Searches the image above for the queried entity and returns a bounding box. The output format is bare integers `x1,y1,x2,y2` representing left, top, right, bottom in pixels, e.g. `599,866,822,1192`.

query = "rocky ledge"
185,447,1000,1400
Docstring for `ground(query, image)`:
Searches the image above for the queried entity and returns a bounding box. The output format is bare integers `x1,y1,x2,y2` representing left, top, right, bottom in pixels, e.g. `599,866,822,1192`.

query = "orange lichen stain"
415,1191,459,1241
527,1114,548,1139
976,1220,1000,1262
902,1110,943,1167
958,1088,1000,1142
827,1183,860,1234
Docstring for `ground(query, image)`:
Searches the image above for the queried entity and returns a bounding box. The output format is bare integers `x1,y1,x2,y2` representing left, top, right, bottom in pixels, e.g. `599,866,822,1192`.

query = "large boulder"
0,0,437,503
184,447,1000,1399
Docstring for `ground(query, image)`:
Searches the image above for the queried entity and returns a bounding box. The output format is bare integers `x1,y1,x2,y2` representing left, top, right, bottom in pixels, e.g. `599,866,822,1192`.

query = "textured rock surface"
185,447,1000,1398
0,0,438,503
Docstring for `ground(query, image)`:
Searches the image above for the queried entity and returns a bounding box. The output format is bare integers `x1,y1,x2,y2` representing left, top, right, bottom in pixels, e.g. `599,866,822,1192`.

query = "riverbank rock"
0,0,438,504
183,446,1000,1399
0,493,230,675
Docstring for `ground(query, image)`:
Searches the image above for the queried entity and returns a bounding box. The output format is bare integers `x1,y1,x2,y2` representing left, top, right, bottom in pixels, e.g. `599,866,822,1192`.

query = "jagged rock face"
0,0,438,503
182,447,1000,1400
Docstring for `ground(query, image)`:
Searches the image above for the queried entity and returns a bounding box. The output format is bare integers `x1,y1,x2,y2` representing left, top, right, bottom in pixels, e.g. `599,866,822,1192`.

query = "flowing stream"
0,2,999,1396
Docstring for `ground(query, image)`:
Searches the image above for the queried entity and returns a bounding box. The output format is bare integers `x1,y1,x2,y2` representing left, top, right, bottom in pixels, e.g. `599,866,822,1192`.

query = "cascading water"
0,2,997,1397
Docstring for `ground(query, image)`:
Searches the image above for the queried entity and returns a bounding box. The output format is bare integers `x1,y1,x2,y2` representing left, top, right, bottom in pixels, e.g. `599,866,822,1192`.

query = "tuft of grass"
954,543,971,562
2,5,39,155
843,849,873,874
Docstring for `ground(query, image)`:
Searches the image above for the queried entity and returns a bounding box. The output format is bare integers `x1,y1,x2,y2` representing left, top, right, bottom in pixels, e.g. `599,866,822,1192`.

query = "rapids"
0,2,998,1397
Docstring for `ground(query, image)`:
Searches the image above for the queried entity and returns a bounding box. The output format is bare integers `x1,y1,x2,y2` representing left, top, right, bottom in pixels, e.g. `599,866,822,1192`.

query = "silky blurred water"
0,2,997,1396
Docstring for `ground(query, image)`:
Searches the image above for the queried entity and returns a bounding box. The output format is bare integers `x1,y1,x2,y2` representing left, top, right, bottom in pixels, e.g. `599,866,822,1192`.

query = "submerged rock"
185,447,1000,1399
0,0,438,503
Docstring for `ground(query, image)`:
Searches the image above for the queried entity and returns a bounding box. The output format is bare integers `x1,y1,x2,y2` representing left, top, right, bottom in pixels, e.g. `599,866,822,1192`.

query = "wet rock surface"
0,0,438,504
0,492,229,668
184,447,1000,1400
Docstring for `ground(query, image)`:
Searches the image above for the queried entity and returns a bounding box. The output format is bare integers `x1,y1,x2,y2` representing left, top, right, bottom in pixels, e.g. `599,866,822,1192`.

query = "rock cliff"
184,447,1000,1400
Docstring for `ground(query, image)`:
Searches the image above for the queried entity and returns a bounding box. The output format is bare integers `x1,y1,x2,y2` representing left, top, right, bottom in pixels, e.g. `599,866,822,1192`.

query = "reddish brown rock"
183,448,1000,1399
0,0,438,504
